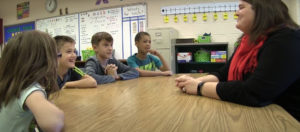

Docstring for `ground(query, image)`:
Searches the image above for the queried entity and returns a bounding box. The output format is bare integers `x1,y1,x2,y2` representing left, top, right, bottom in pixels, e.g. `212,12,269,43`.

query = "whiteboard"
36,14,80,53
79,8,122,59
80,4,147,59
36,4,147,59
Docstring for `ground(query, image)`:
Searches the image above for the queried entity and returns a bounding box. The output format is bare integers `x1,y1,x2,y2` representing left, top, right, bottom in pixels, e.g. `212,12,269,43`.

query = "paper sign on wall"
202,13,207,21
223,12,228,20
174,15,178,23
164,16,169,23
183,14,188,22
192,14,197,21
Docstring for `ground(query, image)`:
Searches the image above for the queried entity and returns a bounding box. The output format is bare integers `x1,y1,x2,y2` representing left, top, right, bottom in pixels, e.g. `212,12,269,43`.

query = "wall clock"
45,0,57,13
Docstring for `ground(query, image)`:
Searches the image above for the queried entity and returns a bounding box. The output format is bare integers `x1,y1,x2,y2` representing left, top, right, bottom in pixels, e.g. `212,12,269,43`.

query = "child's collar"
97,58,108,68
136,52,147,60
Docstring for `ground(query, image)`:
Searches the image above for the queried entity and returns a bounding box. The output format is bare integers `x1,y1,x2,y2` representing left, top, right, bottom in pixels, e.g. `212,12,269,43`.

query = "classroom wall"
0,0,299,57
298,0,300,24
283,0,300,24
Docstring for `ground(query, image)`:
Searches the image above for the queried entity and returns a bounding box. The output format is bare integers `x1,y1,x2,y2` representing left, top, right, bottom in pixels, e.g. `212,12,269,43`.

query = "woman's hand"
175,75,202,95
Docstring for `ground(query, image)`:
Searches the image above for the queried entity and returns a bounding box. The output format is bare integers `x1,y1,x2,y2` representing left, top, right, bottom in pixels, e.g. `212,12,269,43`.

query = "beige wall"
0,0,299,56
282,0,300,24
298,0,300,24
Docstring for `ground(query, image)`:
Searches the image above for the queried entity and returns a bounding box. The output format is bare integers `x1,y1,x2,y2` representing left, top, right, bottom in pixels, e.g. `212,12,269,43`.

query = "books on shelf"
211,51,226,62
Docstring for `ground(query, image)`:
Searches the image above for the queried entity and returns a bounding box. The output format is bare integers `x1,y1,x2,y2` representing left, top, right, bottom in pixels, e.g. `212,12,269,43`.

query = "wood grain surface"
54,74,300,132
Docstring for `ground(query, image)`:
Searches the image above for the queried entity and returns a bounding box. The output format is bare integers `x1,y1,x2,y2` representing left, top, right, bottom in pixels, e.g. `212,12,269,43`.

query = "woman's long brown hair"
0,31,59,108
242,0,299,43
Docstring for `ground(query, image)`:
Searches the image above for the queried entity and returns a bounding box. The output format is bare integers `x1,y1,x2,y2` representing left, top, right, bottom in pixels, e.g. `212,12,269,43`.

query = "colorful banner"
17,2,30,19
4,22,35,43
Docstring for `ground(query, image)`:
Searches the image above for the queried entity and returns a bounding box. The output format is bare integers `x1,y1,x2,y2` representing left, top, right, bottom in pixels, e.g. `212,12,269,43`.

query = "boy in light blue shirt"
127,32,172,77
127,53,162,71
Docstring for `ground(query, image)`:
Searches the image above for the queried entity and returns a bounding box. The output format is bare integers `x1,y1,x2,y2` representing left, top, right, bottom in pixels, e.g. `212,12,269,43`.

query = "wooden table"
54,74,300,132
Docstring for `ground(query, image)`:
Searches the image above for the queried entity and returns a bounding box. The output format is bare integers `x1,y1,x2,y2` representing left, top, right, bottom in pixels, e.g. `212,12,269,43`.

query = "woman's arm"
196,74,219,82
26,91,64,132
175,75,220,99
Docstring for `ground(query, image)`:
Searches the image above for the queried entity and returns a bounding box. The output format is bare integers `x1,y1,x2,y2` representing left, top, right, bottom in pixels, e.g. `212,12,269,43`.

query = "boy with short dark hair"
127,32,172,77
85,32,139,84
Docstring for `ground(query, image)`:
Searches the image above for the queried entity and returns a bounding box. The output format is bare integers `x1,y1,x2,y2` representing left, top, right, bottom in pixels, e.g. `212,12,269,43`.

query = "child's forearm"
38,107,64,132
64,77,97,88
117,69,139,80
26,91,64,132
157,55,170,71
137,68,169,77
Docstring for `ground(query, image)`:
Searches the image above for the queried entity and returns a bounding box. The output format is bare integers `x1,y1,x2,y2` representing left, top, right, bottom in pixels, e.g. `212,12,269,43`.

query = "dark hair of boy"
135,32,150,42
54,35,75,50
91,32,113,46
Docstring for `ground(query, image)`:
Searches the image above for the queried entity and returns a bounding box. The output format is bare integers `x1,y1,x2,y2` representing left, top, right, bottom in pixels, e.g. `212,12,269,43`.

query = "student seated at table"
54,35,97,89
0,31,64,132
85,32,139,84
127,32,172,77
175,0,300,121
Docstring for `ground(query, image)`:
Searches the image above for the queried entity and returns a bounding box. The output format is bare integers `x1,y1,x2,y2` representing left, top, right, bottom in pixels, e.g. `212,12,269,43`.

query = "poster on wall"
17,2,30,19
4,21,35,43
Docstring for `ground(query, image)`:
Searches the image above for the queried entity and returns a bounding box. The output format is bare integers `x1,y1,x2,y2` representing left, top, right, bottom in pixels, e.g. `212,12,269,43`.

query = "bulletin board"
4,21,35,43
36,3,147,59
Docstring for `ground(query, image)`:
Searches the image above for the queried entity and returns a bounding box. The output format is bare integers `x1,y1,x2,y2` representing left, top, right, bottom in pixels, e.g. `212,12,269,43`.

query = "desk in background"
75,61,86,68
54,74,300,132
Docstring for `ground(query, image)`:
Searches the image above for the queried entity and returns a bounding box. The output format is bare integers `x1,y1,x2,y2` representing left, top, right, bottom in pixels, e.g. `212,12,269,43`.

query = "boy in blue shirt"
127,32,172,76
85,32,139,84
54,35,97,89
